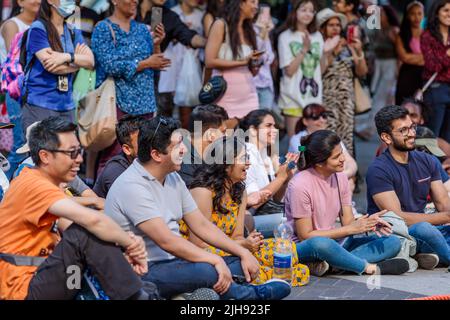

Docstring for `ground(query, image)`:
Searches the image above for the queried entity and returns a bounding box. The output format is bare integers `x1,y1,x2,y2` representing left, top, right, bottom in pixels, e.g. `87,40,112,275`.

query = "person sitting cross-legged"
0,116,158,300
367,105,450,270
104,116,291,300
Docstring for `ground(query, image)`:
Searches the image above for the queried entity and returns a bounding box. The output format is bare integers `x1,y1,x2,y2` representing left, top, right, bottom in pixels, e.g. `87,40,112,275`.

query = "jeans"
5,94,26,179
423,82,450,142
296,235,402,274
408,222,450,266
257,87,274,110
143,256,287,300
26,224,143,300
254,213,283,238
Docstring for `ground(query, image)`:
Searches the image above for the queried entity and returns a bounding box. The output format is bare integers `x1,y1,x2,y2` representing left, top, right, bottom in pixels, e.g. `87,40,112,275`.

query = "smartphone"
232,275,247,284
254,50,266,56
151,7,163,32
346,25,359,43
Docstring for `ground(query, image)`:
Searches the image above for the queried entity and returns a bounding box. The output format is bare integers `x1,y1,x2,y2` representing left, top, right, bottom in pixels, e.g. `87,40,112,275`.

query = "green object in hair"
298,146,306,152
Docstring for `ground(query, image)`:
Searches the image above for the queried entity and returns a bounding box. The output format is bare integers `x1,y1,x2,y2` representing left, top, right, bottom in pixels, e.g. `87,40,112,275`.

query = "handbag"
354,77,371,115
198,75,227,104
77,21,117,152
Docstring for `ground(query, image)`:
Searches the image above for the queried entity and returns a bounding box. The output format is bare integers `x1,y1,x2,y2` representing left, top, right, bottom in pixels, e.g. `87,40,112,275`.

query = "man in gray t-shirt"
105,117,291,300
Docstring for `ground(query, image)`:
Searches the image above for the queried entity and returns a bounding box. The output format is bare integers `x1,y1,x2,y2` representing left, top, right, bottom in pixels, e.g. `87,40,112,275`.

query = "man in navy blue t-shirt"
366,105,450,270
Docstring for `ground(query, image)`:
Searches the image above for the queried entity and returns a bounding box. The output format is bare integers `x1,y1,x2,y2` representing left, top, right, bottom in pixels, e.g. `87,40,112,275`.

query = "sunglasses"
305,112,328,121
46,147,84,159
150,117,169,145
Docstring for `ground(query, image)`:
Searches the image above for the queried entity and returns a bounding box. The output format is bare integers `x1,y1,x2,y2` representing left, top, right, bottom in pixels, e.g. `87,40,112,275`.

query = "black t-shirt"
93,152,131,198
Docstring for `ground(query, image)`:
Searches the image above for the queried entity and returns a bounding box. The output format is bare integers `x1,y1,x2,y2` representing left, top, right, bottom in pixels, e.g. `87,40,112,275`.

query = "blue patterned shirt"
91,19,156,115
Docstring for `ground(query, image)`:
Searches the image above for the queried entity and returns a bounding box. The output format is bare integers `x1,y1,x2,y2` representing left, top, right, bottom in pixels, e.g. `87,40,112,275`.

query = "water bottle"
272,217,293,284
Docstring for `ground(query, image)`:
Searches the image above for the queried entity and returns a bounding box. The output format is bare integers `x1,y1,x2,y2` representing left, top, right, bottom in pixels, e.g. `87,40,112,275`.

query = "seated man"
0,117,154,300
94,115,146,198
105,116,291,300
367,105,450,270
179,104,228,188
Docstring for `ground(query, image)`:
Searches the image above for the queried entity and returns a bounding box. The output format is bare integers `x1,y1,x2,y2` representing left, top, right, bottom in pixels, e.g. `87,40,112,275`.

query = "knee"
306,237,338,254
410,222,435,238
384,236,402,254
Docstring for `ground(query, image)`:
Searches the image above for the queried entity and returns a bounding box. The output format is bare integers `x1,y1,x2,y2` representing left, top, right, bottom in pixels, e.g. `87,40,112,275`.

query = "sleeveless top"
0,17,30,63
217,19,252,61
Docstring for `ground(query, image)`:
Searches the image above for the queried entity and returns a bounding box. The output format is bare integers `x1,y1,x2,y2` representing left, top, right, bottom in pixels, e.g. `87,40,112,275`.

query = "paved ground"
280,132,450,300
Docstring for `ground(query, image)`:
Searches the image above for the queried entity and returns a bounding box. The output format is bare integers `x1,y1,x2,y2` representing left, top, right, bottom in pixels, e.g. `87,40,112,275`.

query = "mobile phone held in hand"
346,25,359,43
232,274,247,284
151,7,163,32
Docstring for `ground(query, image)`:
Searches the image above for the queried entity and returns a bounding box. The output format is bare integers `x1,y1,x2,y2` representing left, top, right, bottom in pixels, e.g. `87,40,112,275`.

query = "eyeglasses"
305,112,328,121
150,117,169,145
46,147,84,159
392,123,417,137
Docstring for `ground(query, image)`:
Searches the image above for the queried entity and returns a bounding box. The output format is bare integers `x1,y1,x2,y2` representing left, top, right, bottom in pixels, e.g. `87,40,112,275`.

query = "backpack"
1,22,76,102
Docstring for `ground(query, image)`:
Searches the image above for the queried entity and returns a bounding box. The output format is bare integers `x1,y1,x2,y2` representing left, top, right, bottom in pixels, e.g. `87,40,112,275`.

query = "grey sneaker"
172,288,220,300
306,261,329,277
414,253,439,270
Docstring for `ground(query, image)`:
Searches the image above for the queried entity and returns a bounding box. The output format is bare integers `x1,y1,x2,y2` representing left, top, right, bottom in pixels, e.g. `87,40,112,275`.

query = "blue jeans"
254,213,283,238
408,222,450,266
143,256,286,300
424,82,450,142
296,235,402,274
257,87,274,110
5,93,26,179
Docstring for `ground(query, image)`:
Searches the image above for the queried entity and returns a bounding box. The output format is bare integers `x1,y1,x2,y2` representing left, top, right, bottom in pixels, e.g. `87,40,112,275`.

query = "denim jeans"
257,87,274,110
423,82,450,142
296,235,402,274
5,93,26,179
143,256,287,300
408,222,450,266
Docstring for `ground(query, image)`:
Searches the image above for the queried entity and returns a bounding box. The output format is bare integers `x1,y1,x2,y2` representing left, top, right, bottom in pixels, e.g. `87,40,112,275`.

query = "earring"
20,7,24,13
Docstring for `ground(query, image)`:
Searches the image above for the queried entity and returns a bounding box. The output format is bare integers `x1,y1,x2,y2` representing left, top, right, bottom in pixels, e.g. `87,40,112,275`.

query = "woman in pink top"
205,0,262,119
285,130,409,276
394,1,425,104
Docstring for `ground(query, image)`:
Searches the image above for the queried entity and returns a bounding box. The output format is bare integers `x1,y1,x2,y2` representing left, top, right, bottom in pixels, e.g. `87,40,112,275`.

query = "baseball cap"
16,121,40,154
415,126,446,158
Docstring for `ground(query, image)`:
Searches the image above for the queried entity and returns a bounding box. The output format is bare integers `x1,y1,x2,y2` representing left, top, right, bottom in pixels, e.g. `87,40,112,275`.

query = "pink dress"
213,23,258,119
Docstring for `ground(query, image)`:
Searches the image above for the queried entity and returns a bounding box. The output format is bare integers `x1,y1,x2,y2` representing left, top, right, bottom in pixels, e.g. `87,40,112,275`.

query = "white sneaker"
306,261,330,277
414,253,439,270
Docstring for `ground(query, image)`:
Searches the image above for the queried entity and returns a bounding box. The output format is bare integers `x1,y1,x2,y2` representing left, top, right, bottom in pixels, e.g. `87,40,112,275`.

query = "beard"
392,136,416,152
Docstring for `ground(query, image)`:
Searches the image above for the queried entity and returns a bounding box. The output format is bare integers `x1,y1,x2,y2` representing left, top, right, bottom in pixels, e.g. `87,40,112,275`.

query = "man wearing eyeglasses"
0,117,157,300
105,116,291,300
366,105,450,271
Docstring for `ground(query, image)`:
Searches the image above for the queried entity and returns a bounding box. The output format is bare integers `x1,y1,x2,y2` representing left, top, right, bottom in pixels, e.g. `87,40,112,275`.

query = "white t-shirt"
158,5,204,93
245,142,275,195
0,17,30,63
289,130,348,154
278,30,324,110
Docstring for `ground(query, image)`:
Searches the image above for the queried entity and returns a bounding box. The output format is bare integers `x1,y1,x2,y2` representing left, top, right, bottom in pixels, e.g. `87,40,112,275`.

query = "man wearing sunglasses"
0,117,156,300
105,116,291,300
366,105,450,271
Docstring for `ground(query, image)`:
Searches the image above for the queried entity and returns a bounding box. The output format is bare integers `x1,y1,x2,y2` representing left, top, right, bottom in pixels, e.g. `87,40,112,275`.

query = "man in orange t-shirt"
0,117,154,300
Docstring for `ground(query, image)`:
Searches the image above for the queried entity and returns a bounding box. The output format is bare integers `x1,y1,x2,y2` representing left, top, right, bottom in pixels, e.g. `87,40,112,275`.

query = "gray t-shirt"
105,159,198,262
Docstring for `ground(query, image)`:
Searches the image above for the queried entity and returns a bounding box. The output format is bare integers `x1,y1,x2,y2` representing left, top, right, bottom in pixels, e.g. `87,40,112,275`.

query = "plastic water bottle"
272,217,293,284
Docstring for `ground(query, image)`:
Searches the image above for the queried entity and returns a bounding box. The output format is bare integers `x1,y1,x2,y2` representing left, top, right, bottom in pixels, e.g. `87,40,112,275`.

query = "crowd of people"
0,0,449,300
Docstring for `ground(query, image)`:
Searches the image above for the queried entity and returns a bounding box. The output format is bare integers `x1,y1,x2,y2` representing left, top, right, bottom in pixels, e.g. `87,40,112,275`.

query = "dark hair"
9,0,22,18
399,1,424,53
189,104,229,133
38,0,64,52
415,125,436,139
295,103,327,133
222,0,257,59
137,116,181,163
381,5,400,28
374,105,409,136
344,0,360,15
29,116,77,166
205,0,224,20
297,130,341,170
190,135,246,215
116,115,146,146
286,0,318,33
239,109,275,132
426,0,450,44
400,97,429,122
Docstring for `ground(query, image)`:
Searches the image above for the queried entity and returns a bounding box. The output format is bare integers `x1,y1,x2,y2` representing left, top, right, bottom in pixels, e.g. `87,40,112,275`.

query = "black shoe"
377,258,409,275
130,281,163,300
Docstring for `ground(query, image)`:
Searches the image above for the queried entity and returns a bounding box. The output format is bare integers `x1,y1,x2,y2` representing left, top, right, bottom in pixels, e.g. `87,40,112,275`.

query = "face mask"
52,0,76,19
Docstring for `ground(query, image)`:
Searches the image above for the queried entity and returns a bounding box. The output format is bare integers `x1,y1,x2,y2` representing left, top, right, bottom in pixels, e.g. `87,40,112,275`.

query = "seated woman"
239,110,298,237
180,136,309,287
289,103,358,194
285,130,409,276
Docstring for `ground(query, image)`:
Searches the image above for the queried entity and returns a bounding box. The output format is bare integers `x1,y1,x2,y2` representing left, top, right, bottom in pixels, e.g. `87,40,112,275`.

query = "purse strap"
335,173,344,226
105,19,117,47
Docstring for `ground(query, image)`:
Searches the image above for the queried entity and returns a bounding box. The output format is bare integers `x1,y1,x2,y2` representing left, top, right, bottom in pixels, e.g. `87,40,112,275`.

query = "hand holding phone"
151,7,163,33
